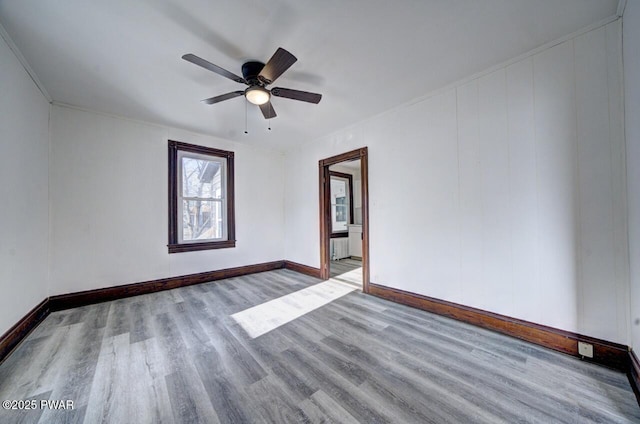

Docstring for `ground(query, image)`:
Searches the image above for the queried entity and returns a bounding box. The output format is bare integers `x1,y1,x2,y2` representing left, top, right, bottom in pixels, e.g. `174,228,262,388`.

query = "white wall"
49,105,284,296
0,33,50,334
284,20,628,343
625,0,640,350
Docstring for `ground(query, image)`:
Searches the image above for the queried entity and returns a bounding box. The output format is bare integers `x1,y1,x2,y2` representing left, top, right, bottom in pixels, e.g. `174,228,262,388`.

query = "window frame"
168,140,235,253
329,171,354,238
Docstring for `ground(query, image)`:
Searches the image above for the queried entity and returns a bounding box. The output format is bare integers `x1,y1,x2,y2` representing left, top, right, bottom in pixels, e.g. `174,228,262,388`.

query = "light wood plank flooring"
0,269,638,423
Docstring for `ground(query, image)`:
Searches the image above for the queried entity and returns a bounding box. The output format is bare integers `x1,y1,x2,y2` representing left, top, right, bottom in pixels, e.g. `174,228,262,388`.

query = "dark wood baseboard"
0,299,50,365
1,261,287,364
628,350,640,405
283,260,322,279
3,262,638,402
49,261,285,311
369,283,629,371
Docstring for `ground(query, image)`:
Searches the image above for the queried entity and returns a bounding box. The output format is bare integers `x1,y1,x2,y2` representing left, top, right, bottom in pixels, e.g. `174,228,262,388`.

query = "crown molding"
618,0,628,17
0,21,52,102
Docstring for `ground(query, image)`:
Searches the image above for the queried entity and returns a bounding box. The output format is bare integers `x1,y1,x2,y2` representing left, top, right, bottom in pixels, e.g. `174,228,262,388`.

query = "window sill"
168,240,236,253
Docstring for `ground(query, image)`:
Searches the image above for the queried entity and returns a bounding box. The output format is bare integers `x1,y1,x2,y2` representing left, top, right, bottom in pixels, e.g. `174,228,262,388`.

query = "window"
168,140,235,253
329,171,353,237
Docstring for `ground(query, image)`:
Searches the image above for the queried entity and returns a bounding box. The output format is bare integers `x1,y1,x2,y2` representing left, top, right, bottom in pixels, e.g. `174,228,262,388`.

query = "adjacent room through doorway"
318,148,369,292
328,160,363,287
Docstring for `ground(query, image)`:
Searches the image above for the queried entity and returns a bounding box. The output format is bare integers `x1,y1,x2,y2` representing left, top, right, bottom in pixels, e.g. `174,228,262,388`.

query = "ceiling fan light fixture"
245,86,270,105
182,48,321,120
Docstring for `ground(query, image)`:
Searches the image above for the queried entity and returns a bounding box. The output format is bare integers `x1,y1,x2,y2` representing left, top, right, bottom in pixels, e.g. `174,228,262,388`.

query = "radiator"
331,238,349,260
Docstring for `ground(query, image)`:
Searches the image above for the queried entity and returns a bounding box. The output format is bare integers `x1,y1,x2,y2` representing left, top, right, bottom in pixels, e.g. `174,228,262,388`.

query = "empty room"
2,0,640,422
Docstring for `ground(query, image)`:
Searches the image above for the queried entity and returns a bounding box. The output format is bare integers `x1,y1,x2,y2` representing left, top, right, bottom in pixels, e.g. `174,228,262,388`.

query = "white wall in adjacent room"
624,0,640,350
0,32,50,335
49,105,285,296
284,20,628,343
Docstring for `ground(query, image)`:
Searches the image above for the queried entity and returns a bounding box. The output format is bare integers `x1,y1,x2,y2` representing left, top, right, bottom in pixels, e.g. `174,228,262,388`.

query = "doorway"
319,147,369,293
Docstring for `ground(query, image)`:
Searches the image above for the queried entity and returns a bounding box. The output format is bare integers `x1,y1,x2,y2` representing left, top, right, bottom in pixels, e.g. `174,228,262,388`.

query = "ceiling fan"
182,47,322,119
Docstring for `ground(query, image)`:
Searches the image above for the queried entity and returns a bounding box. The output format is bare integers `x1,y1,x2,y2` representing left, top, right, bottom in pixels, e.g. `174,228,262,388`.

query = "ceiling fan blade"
271,87,322,104
258,48,297,85
259,101,277,119
201,91,245,105
182,54,246,84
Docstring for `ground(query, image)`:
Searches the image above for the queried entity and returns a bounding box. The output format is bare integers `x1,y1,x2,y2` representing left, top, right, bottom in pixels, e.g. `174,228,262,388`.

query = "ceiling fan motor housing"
242,61,266,85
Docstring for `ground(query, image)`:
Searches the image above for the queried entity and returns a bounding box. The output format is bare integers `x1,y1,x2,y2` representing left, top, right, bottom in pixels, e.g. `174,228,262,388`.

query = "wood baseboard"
1,261,287,364
0,299,50,365
369,283,629,371
283,260,322,279
3,261,637,402
49,260,285,311
628,350,640,405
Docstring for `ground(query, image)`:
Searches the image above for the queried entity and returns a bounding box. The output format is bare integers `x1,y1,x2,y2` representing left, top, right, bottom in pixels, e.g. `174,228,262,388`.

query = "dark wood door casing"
319,147,369,292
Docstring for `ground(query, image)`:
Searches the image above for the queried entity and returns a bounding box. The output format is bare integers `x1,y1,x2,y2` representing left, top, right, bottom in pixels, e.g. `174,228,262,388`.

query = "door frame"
319,147,370,293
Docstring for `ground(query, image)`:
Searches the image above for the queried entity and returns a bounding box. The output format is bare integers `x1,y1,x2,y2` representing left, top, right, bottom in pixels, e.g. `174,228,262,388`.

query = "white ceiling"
0,0,619,151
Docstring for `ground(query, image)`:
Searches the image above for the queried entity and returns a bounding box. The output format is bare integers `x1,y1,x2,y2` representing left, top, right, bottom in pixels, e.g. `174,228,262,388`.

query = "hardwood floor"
0,269,638,423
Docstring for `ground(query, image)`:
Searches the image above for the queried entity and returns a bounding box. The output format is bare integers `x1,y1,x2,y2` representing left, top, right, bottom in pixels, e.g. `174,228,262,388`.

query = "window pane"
330,176,349,233
182,156,222,199
336,205,347,222
169,141,235,253
331,179,346,200
182,200,223,241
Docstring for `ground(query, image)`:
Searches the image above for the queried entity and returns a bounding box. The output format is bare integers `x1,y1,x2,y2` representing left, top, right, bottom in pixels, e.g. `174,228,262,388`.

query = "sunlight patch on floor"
231,279,356,338
331,267,363,287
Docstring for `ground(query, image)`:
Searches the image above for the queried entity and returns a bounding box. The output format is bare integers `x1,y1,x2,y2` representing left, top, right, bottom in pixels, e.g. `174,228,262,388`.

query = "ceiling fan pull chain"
244,98,248,134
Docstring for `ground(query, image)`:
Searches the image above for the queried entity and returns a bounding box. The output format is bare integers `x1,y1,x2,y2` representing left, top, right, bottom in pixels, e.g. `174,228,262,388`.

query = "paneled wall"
624,0,640,351
49,105,285,296
0,33,50,335
284,21,628,343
